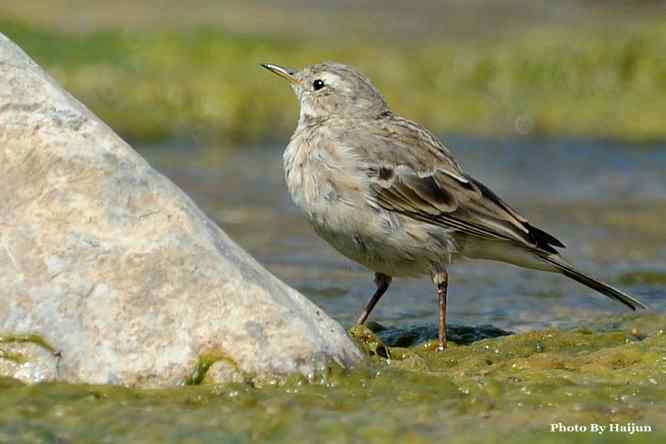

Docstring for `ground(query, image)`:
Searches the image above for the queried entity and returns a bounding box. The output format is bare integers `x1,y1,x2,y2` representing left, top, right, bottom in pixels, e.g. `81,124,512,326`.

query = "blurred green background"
2,0,665,145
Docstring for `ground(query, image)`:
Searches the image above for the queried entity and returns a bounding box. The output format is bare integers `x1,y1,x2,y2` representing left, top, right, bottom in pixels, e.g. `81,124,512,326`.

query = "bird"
261,62,647,351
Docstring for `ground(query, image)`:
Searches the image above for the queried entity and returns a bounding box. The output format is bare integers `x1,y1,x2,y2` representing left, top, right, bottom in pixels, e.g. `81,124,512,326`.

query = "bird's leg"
355,272,392,325
432,269,448,351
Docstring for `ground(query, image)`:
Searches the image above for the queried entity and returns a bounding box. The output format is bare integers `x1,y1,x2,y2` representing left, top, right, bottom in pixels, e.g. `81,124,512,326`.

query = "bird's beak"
261,63,299,85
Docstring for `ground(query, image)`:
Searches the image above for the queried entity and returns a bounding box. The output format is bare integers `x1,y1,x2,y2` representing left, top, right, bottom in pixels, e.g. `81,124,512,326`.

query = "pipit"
262,62,647,351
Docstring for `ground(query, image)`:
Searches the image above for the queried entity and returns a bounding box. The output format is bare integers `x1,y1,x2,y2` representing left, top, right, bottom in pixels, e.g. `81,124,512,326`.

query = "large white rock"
0,33,362,387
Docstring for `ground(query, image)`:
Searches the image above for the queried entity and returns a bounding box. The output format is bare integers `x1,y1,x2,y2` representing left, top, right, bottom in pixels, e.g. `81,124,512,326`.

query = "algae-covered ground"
1,314,664,443
1,16,665,145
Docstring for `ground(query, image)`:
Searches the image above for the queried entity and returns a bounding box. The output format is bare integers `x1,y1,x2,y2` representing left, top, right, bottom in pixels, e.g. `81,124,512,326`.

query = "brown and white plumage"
262,62,646,349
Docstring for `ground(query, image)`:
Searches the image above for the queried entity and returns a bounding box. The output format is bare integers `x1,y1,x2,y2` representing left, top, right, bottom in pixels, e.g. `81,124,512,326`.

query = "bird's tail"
541,254,648,311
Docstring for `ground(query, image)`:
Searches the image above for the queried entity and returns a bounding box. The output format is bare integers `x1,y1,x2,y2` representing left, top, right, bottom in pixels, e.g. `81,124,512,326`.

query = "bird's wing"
350,115,565,253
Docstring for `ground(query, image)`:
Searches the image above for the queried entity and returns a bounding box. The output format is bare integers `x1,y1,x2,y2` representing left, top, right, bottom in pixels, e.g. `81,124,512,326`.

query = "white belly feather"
283,137,457,277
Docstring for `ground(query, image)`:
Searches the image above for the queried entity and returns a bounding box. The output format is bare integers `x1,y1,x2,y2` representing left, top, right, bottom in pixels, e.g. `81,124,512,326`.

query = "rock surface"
0,33,362,387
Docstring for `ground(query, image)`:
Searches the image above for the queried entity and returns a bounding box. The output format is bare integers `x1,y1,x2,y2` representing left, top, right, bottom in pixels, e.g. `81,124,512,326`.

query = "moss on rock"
0,333,58,355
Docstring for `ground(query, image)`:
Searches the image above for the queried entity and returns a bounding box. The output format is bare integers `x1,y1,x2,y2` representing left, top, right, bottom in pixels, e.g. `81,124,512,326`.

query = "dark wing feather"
355,115,564,254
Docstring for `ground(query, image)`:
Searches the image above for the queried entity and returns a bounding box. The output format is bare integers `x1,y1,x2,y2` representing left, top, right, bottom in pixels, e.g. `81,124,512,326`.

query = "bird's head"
261,62,389,123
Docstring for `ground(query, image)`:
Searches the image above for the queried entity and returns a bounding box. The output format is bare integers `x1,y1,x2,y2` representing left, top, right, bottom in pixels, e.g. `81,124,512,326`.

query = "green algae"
0,334,59,376
185,350,243,386
0,348,26,364
349,324,391,359
0,333,59,356
0,334,58,370
1,316,665,443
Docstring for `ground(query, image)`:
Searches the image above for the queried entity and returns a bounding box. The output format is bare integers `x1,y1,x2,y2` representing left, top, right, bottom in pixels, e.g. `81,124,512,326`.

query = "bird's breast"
282,134,450,276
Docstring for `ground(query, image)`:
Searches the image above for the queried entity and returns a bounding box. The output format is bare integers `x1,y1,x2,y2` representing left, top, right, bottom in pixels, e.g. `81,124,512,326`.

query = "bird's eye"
313,79,325,91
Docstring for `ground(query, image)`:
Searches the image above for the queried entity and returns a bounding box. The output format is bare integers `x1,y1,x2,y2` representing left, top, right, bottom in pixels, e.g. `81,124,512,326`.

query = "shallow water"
141,135,666,333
